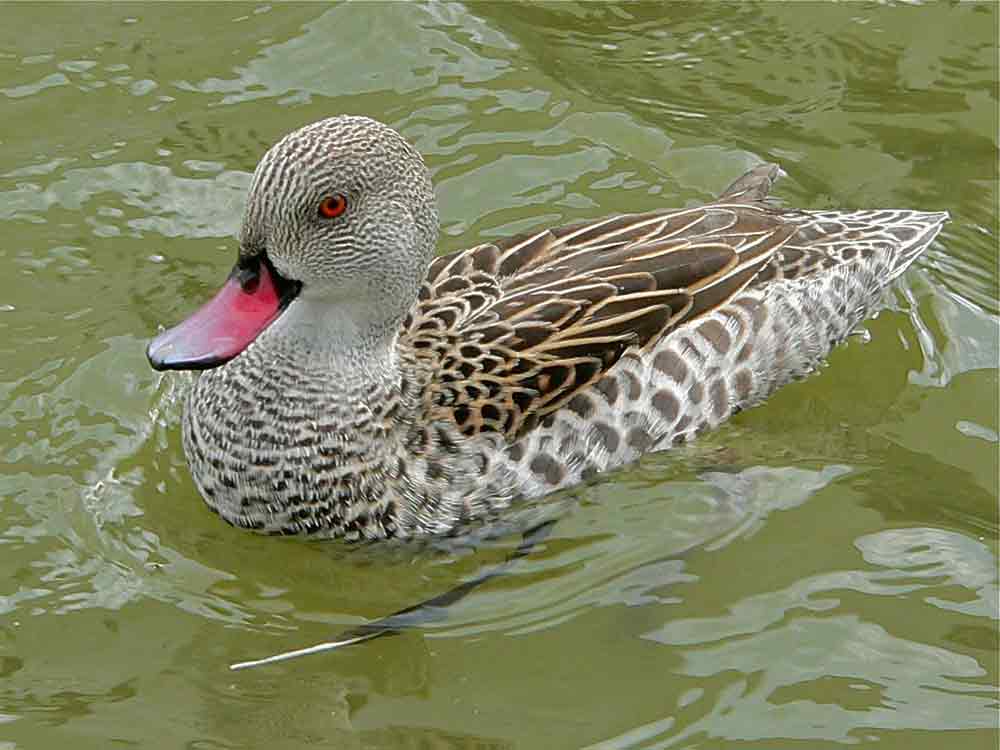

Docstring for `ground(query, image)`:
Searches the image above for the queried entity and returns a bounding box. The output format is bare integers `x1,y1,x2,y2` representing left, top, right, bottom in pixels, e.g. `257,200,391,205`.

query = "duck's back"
406,167,947,506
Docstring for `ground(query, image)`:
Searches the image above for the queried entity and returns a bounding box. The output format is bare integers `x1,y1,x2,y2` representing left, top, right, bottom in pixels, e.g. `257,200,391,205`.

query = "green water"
1,3,997,748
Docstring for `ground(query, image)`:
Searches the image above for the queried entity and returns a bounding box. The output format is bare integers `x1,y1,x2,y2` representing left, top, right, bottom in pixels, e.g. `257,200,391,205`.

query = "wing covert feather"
403,203,794,439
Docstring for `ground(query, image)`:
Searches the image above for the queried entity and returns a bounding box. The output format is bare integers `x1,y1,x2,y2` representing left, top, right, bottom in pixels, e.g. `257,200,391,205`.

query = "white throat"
258,295,401,385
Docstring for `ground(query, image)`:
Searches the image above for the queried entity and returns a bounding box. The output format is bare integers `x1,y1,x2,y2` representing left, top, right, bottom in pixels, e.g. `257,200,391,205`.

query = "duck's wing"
403,167,796,439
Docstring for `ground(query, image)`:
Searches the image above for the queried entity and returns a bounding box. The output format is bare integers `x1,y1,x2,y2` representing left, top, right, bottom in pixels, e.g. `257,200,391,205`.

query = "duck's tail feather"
779,208,949,286
882,209,949,282
717,163,785,203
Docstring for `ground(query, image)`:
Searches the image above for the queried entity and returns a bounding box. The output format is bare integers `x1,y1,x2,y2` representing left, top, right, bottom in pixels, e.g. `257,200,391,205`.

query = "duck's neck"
187,296,419,538
257,296,403,392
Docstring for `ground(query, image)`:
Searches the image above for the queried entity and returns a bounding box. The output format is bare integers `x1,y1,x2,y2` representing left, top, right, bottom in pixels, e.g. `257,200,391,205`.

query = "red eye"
318,194,347,218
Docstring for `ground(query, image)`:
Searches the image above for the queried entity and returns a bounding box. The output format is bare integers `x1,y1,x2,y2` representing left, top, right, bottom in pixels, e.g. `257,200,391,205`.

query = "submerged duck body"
148,116,947,540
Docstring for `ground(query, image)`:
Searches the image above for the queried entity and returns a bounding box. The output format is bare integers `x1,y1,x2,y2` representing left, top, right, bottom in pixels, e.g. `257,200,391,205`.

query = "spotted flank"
147,116,948,540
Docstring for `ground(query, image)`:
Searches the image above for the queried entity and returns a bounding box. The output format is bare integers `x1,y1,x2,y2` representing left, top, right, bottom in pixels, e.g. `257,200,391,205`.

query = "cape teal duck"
147,115,948,540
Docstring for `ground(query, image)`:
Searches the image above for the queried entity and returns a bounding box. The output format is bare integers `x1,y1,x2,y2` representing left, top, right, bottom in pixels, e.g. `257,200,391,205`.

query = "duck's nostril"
234,255,264,292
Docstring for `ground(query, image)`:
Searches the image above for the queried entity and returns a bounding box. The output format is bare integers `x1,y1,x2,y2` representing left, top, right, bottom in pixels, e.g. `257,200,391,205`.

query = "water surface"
1,3,997,748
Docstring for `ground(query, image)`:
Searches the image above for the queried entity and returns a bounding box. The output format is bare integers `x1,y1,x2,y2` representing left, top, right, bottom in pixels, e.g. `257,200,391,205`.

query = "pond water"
1,3,996,748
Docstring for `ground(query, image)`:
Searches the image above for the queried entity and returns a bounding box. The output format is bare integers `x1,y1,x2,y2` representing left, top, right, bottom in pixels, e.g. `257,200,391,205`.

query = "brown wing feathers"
405,203,792,439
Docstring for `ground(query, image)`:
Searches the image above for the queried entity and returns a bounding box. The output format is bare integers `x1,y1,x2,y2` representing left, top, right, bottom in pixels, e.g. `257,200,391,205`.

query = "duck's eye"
318,194,347,219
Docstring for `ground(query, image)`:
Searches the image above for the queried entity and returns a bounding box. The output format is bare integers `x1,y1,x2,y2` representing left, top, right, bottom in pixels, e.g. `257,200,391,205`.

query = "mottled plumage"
150,116,948,540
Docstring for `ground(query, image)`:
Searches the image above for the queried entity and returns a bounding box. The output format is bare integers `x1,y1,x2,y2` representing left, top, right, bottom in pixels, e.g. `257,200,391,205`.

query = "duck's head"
147,115,438,371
